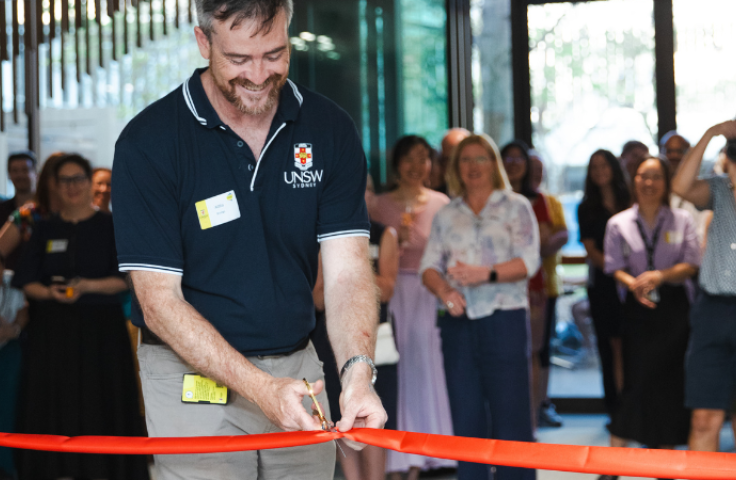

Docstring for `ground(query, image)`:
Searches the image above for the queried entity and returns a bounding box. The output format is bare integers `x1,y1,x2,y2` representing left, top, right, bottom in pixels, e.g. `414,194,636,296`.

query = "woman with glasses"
421,134,539,480
578,149,631,419
370,135,455,479
602,156,699,472
12,154,149,480
500,140,552,428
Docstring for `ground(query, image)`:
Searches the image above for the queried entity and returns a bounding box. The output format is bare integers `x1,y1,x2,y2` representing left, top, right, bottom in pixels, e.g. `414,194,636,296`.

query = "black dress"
310,221,398,430
608,286,691,446
12,212,149,480
578,201,623,416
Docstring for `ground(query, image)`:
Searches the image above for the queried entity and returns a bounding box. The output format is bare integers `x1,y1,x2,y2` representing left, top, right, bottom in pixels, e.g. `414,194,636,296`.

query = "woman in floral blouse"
421,134,540,480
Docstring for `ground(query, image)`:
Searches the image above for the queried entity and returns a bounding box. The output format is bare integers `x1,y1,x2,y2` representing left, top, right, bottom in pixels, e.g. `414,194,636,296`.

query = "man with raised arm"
672,120,736,454
111,1,387,478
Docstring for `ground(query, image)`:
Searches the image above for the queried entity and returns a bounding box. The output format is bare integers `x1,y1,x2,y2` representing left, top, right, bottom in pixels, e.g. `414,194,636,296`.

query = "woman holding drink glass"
370,135,455,479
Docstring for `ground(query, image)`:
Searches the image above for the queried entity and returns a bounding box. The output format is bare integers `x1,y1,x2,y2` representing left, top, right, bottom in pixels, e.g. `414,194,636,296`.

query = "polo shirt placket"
112,68,369,356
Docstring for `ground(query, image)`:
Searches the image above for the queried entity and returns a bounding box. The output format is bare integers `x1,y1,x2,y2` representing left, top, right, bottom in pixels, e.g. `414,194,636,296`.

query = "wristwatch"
488,268,498,283
340,355,378,385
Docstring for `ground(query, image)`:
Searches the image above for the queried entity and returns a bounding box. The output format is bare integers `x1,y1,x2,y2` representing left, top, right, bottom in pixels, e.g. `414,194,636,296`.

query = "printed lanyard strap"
635,219,663,272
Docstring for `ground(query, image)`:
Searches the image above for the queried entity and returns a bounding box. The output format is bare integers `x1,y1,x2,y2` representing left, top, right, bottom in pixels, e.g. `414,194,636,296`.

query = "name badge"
181,373,228,405
195,191,241,230
46,239,68,253
666,231,683,244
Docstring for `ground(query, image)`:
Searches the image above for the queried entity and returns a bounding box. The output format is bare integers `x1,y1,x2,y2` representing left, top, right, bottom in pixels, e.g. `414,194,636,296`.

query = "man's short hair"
621,140,648,158
7,150,37,172
659,130,691,149
196,0,293,38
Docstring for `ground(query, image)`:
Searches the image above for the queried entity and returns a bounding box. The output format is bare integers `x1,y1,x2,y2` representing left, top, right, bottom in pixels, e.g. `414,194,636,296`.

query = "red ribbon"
2,429,736,479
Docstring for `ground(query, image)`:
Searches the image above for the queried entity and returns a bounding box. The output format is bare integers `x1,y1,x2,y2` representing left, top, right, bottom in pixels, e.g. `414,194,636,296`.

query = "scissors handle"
302,378,329,431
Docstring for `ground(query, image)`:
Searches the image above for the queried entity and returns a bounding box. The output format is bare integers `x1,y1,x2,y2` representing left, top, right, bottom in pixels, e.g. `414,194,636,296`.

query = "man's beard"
212,65,286,116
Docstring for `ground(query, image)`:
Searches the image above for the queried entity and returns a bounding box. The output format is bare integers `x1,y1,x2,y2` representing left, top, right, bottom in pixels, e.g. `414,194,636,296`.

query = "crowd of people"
0,121,734,480
312,120,736,480
0,152,148,480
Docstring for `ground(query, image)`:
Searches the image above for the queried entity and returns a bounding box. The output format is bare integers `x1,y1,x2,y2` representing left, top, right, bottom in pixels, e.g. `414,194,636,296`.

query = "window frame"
450,0,677,145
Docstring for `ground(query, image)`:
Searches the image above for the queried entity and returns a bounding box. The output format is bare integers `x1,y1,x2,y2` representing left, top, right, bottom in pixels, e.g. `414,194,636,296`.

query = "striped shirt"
699,175,736,296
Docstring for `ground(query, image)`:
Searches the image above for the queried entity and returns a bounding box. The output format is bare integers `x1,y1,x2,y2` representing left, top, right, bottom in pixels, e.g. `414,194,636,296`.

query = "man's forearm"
133,274,269,403
673,130,711,196
322,241,378,371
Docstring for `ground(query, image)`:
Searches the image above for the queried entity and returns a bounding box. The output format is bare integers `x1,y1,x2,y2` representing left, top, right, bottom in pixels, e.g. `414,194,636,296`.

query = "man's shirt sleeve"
316,121,370,242
112,137,184,275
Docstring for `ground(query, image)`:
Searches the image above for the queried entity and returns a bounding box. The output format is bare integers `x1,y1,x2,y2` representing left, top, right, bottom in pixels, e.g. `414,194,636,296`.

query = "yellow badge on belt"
181,374,229,405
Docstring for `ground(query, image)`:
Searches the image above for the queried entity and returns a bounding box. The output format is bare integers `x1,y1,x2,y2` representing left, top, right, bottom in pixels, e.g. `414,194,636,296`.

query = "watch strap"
340,355,378,385
488,268,498,283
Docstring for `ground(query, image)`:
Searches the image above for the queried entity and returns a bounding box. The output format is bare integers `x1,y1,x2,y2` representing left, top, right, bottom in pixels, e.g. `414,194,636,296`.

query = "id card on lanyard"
635,219,663,303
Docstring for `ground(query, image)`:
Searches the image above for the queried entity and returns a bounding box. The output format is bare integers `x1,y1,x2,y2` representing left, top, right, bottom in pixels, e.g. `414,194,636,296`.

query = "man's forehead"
665,135,688,148
212,8,288,39
443,131,469,148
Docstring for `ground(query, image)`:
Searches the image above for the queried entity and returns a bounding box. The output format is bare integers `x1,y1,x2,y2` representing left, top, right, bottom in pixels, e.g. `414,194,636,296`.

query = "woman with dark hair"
602,156,699,467
370,135,455,479
500,140,552,426
12,154,149,480
0,153,65,272
0,153,64,480
577,149,631,419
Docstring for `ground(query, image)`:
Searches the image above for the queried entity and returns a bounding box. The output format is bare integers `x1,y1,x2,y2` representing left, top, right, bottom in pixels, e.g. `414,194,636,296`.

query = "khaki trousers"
138,341,336,480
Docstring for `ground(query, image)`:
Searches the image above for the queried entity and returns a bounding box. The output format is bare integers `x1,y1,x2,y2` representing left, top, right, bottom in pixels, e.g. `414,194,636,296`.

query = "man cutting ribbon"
111,0,387,478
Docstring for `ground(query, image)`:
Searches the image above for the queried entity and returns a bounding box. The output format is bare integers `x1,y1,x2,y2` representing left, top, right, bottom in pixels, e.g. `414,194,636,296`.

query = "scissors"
303,378,346,457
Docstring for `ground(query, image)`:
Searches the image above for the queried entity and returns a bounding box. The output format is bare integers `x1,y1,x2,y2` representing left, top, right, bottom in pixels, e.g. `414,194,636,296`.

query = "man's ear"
194,26,212,60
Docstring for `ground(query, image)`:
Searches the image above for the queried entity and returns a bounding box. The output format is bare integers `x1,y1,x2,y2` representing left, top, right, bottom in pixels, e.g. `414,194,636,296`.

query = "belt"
256,337,310,359
140,327,310,358
140,327,166,346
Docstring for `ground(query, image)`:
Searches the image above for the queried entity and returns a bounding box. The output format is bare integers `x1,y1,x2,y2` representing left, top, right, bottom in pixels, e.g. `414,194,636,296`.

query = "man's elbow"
671,181,686,198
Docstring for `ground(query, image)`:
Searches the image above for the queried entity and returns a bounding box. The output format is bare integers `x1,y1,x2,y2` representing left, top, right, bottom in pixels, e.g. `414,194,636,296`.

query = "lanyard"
635,218,663,271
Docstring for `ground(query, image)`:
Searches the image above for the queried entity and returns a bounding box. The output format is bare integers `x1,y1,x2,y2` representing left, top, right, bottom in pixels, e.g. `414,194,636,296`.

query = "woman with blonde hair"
421,134,539,480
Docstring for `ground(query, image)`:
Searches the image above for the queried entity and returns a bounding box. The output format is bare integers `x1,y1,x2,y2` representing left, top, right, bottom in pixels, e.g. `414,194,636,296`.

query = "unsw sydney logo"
285,143,324,188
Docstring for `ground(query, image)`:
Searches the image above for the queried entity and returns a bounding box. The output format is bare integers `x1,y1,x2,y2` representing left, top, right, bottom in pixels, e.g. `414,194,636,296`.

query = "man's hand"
708,120,736,139
253,377,325,432
336,363,387,450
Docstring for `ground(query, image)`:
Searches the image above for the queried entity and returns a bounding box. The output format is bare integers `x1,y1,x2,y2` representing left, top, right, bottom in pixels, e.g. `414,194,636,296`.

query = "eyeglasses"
459,156,492,165
635,173,665,182
503,156,525,164
57,175,89,187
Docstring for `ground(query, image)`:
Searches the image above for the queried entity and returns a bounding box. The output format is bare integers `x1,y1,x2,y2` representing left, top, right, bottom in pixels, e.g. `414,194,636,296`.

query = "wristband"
340,355,377,385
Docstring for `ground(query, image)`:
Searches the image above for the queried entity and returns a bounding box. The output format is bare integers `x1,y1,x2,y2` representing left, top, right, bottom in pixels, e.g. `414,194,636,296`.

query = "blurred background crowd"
0,0,734,480
0,119,734,480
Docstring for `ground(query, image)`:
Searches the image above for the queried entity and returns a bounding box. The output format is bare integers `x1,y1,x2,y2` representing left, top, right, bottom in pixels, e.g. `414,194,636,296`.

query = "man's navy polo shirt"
112,68,370,356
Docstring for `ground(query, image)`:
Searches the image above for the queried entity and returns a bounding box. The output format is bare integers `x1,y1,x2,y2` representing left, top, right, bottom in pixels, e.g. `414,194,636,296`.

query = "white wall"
2,108,126,196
